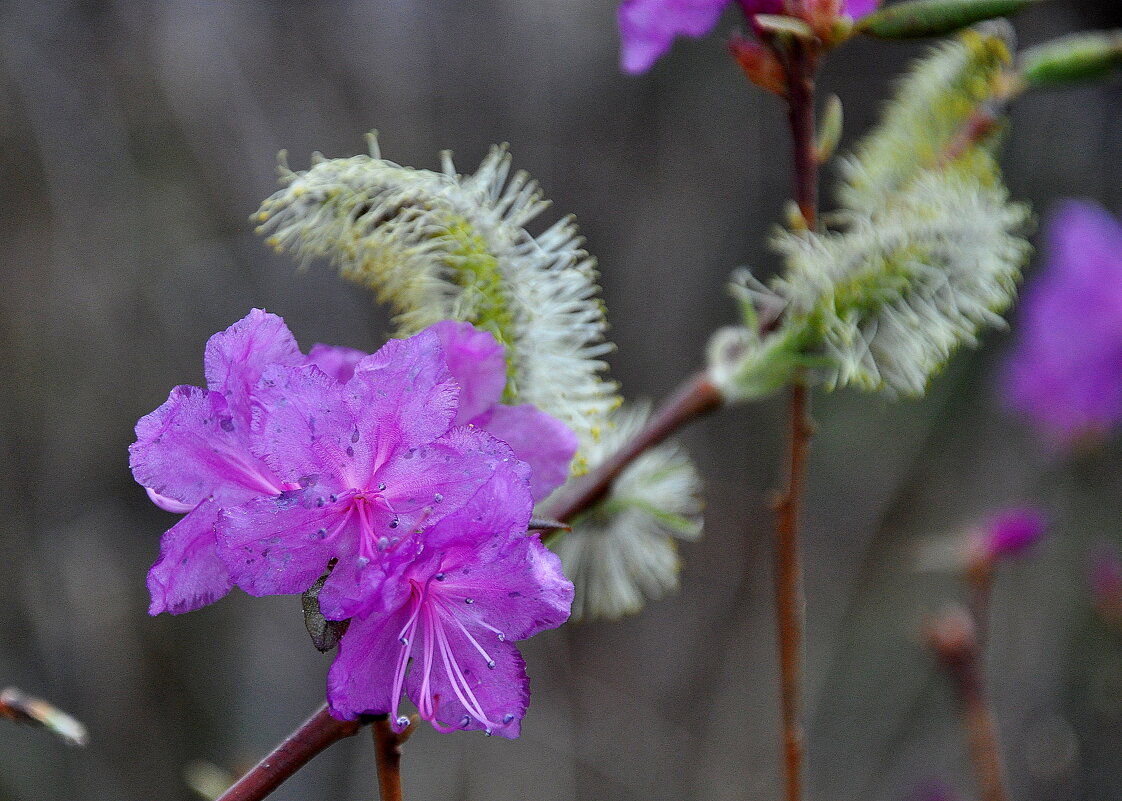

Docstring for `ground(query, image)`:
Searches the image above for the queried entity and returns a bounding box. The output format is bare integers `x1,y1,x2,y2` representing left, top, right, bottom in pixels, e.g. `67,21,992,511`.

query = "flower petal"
252,364,365,488
131,385,283,507
478,404,577,500
218,491,358,597
306,343,368,384
619,0,731,74
146,499,232,615
429,321,507,425
326,604,414,720
432,532,573,643
203,309,303,420
843,0,878,19
348,329,460,458
374,426,513,535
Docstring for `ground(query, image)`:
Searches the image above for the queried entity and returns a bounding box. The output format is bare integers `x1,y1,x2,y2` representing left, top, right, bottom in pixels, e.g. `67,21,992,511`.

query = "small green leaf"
859,0,1041,40
816,94,844,164
1020,30,1122,88
302,560,351,653
754,14,818,40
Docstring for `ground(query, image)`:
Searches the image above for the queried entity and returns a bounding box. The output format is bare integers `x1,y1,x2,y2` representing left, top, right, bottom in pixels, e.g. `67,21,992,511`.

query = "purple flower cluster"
1002,200,1122,448
618,0,878,74
131,310,576,735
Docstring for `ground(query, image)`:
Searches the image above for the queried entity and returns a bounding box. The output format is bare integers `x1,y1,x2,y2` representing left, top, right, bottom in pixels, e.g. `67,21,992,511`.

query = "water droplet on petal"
433,493,443,503
464,598,474,605
316,497,325,507
484,727,493,737
389,518,399,529
330,494,339,503
399,636,409,645
435,573,445,581
351,429,360,443
460,715,471,729
503,714,514,724
346,446,355,457
395,716,411,729
377,536,390,550
357,556,369,567
315,528,327,539
378,482,387,491
497,633,506,642
487,660,495,669
219,416,235,432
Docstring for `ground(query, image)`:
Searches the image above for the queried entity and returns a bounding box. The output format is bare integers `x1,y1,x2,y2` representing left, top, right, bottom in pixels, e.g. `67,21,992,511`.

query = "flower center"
388,577,510,735
351,487,398,561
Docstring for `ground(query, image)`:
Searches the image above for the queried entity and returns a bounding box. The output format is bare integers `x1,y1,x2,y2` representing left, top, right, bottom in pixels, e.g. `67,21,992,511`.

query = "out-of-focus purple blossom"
1002,200,1122,448
984,505,1047,560
325,466,573,734
430,321,579,500
618,0,876,74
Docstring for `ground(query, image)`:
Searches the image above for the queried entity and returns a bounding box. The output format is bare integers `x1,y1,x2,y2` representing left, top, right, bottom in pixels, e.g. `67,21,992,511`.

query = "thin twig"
372,716,417,801
215,704,363,801
772,381,813,801
926,608,1011,801
772,37,819,801
541,371,723,526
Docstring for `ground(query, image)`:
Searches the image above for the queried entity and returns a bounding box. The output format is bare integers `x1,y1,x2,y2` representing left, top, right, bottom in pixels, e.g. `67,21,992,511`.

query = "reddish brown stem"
772,381,813,801
541,372,722,525
785,43,819,228
927,609,1011,801
372,716,416,801
216,704,363,801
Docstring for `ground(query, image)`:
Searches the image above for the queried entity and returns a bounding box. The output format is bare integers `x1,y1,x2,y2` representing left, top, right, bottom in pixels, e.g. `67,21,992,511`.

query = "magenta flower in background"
324,464,573,734
618,0,877,73
1002,200,1122,448
982,506,1046,560
130,310,306,614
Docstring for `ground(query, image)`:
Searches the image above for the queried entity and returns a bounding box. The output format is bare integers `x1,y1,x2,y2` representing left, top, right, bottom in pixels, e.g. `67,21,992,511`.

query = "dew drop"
377,536,390,550
484,727,493,737
378,482,387,491
219,416,235,432
315,528,327,539
330,494,338,503
497,633,506,642
460,715,471,729
389,518,399,529
464,598,474,605
346,446,355,458
503,714,514,724
395,715,411,729
433,493,443,503
316,497,325,507
435,572,445,581
487,660,495,669
357,556,370,567
351,429,360,443
399,636,409,646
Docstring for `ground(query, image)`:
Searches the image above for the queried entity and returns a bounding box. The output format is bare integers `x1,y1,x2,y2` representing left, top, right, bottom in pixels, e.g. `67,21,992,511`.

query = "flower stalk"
926,609,1011,801
373,715,417,801
215,704,363,801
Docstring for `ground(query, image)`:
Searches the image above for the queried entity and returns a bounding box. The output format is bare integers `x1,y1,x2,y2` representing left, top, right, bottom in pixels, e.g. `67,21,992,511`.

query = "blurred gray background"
1,1,1121,799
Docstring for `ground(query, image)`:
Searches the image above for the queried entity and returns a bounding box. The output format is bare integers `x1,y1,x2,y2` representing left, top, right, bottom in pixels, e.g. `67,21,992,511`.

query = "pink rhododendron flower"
1002,200,1122,447
618,0,877,73
131,310,306,614
324,464,572,734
